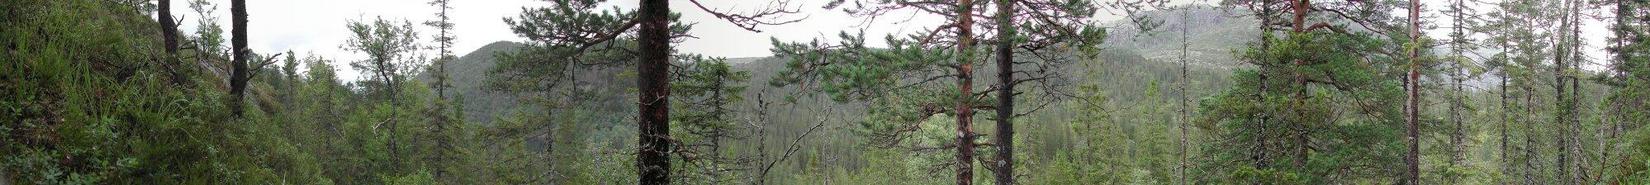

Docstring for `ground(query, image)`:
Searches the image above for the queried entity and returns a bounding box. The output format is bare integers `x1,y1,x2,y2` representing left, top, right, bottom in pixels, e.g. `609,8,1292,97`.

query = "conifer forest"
9,0,1650,184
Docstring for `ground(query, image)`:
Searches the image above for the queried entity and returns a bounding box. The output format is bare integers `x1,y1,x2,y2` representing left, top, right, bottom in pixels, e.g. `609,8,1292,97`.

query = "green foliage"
1028,84,1137,184
769,32,952,102
187,0,226,57
0,1,497,183
345,17,425,98
1,0,226,183
380,170,436,185
1196,29,1407,184
671,56,756,183
1608,3,1650,183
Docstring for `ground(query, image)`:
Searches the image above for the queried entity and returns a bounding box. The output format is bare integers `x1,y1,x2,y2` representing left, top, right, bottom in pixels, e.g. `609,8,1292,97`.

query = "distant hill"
1103,5,1257,70
424,42,833,124
428,6,1252,124
423,41,527,123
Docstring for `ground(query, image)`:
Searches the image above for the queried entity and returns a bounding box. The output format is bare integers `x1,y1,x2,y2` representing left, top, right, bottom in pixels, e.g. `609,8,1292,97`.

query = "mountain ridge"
428,6,1253,124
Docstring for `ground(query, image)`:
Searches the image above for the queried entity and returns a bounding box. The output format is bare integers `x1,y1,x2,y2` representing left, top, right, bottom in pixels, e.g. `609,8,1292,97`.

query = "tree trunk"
955,0,977,184
1499,40,1510,182
1403,0,1421,184
1177,5,1192,185
991,0,1014,184
1554,0,1572,182
1600,2,1631,182
1566,3,1585,183
637,0,673,184
1446,1,1465,180
229,0,248,117
159,0,187,84
388,72,401,170
1252,0,1274,170
428,0,454,180
1523,88,1536,184
159,0,177,54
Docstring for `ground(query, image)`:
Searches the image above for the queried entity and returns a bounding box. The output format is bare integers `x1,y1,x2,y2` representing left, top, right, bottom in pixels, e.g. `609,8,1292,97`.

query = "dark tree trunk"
1250,0,1276,170
1446,1,1466,180
367,58,404,170
637,0,672,184
1523,90,1536,184
1499,40,1510,181
159,0,177,54
992,0,1014,184
159,0,186,84
956,0,977,184
1554,0,1572,182
229,0,248,117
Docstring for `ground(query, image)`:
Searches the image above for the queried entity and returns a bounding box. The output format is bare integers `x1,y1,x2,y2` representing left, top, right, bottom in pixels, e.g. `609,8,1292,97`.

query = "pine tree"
988,2,1108,184
1201,0,1414,183
635,1,672,183
1404,0,1422,184
954,1,979,184
229,0,248,116
991,1,1015,184
342,17,424,172
767,2,991,184
224,0,284,117
157,0,188,84
495,1,798,183
158,0,177,54
769,1,1105,184
1223,0,1287,171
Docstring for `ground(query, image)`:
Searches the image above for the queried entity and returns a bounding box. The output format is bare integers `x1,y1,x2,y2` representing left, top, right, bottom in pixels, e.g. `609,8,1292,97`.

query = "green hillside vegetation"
428,39,1235,183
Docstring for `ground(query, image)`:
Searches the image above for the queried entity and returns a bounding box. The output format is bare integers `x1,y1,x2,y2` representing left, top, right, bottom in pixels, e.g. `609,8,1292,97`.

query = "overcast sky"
169,0,1609,81
174,0,974,81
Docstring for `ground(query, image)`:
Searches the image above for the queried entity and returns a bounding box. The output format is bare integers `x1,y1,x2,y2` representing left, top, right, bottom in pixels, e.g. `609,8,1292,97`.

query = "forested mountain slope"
420,41,524,124
424,36,1236,184
1104,6,1257,70
435,6,1254,126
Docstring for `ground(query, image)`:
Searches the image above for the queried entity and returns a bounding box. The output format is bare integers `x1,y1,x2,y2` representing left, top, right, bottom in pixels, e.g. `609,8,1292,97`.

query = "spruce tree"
422,0,458,181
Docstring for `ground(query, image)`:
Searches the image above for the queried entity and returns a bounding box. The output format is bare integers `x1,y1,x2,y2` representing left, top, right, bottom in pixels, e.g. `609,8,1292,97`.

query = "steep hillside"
1104,5,1258,70
423,41,527,123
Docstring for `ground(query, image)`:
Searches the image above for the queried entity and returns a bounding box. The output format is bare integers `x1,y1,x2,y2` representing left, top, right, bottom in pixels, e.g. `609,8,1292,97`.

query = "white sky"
168,0,1609,81
172,0,959,81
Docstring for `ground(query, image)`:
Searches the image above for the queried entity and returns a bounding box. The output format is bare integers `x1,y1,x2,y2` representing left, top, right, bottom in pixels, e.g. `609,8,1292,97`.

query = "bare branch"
687,0,807,32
